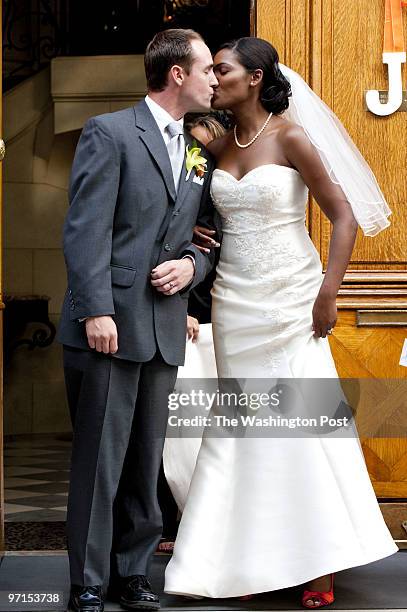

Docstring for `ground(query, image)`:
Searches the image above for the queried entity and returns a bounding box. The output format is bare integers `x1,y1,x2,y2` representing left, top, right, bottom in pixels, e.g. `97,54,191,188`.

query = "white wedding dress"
164,164,398,598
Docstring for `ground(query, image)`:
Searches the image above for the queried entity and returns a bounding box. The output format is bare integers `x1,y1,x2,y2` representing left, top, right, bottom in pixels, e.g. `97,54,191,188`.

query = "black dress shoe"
69,585,104,612
120,575,160,610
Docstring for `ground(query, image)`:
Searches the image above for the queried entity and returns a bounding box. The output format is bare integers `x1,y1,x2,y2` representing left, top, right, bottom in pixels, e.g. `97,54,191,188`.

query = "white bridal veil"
279,63,392,236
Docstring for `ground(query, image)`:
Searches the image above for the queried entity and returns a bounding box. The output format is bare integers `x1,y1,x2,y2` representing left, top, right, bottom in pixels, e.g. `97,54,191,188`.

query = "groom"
57,29,218,612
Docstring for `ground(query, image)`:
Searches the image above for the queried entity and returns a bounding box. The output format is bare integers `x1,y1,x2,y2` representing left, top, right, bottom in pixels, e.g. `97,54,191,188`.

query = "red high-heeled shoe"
301,573,335,609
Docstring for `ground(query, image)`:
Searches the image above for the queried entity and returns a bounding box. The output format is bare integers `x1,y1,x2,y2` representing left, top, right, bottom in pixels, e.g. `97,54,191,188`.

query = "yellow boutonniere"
185,140,208,181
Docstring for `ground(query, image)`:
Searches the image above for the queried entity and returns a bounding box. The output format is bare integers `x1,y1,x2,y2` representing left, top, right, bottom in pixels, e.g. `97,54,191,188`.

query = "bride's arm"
280,123,358,339
192,136,226,252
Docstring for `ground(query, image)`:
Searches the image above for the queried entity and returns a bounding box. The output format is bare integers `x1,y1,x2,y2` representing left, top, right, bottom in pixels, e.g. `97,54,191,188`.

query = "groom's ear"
170,65,185,87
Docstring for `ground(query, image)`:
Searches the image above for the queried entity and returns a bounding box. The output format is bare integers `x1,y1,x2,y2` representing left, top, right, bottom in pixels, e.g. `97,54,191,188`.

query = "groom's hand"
85,316,118,354
150,258,194,295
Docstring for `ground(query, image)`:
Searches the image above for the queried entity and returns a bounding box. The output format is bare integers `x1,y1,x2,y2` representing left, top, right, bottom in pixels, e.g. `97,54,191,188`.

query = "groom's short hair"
145,29,204,92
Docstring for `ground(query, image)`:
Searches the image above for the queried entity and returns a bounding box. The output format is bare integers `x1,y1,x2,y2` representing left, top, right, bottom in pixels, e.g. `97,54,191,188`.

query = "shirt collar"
145,95,184,135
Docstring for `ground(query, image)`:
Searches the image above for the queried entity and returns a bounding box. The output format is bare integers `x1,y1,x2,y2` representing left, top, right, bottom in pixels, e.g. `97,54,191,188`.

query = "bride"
164,37,397,608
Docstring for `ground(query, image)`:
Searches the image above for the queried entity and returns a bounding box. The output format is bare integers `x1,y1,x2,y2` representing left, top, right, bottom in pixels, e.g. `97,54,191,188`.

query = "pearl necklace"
234,111,273,149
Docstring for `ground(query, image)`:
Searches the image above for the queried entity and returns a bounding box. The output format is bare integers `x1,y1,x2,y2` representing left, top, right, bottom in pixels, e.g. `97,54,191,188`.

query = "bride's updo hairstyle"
218,37,291,115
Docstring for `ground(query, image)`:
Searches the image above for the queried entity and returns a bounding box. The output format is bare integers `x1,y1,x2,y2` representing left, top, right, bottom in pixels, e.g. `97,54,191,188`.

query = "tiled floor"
4,435,71,522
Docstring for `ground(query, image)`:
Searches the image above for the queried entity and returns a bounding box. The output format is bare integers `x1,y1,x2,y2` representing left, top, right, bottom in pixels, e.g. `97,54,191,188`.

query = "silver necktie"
166,121,184,192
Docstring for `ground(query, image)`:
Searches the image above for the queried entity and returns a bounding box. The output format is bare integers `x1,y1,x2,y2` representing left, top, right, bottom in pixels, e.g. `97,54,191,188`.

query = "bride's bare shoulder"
275,117,315,161
206,131,233,160
275,117,307,143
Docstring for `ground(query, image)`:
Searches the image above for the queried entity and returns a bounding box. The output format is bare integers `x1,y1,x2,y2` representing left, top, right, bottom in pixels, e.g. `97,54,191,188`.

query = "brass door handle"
0,139,5,161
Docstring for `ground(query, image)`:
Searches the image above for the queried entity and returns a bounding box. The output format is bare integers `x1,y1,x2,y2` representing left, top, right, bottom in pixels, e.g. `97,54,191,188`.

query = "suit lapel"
134,100,177,202
175,131,197,210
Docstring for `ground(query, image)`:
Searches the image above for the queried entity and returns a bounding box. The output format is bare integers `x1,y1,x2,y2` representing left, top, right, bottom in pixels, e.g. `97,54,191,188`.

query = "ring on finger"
168,281,174,290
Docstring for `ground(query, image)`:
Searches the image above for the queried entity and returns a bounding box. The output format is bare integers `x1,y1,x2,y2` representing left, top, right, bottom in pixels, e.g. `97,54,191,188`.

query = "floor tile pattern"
4,436,71,522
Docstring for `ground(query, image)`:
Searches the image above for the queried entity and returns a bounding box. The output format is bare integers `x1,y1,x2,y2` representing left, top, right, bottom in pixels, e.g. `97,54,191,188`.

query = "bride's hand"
193,225,220,254
312,293,337,338
187,315,200,343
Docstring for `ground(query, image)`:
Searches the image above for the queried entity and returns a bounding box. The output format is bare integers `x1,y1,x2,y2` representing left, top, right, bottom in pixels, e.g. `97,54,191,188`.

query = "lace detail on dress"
212,169,309,279
262,307,286,330
262,346,285,376
222,213,306,277
260,304,289,375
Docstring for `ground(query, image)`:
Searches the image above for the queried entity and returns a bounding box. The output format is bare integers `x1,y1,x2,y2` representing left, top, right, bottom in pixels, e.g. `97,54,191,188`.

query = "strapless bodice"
210,163,320,280
210,163,308,231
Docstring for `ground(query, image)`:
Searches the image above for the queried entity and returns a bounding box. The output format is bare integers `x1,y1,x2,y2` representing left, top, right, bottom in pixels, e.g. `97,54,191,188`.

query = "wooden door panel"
255,0,407,503
319,0,407,269
331,310,407,498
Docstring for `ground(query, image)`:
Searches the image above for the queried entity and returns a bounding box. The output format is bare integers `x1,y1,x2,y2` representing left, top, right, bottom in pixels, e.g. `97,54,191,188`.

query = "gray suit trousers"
63,346,178,586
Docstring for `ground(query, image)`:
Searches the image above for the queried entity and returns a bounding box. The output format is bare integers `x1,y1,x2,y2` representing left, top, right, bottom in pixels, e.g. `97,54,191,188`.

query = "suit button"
164,243,172,252
70,304,75,310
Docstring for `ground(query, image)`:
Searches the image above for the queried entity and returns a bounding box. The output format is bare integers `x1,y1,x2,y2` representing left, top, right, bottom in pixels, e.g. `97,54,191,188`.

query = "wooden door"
255,0,407,543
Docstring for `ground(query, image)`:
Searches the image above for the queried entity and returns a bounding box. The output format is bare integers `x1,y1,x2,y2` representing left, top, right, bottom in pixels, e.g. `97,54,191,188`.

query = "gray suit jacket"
56,99,216,365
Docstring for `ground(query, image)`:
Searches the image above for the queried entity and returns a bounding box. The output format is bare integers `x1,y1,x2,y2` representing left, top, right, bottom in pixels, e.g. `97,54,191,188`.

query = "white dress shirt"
145,95,185,191
145,95,184,146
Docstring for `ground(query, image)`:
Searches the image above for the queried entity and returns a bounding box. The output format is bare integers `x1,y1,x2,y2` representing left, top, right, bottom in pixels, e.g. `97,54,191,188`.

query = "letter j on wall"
366,0,407,116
